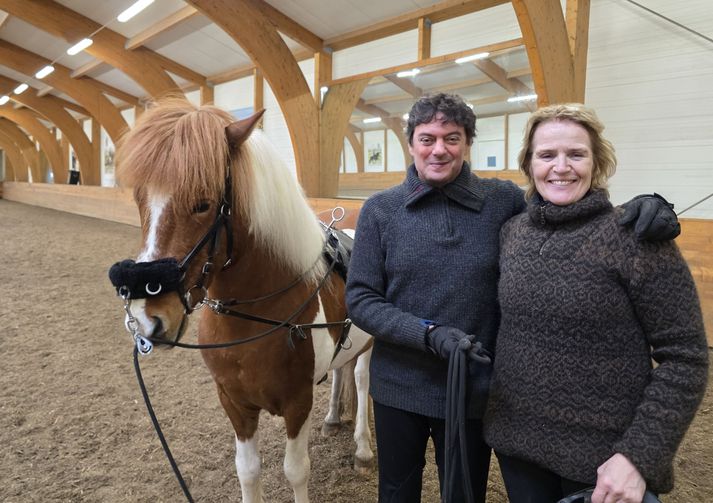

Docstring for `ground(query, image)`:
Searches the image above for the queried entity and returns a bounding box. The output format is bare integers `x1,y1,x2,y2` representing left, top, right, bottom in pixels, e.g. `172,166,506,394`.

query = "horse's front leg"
235,432,264,503
284,409,313,503
217,385,264,502
353,347,374,473
322,367,343,435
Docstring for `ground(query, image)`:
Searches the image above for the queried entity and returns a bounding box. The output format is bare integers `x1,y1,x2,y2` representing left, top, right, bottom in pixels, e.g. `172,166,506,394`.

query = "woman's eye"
192,201,210,214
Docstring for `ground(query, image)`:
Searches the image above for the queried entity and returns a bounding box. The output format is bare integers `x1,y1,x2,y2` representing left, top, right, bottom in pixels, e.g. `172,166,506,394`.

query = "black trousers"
373,400,491,503
496,452,591,503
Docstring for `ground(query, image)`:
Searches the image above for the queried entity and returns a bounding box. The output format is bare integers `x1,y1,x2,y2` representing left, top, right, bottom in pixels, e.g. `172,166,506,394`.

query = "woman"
483,104,708,503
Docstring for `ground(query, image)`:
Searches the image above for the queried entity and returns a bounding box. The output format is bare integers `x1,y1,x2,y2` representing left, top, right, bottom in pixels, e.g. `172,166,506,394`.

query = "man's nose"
432,138,447,155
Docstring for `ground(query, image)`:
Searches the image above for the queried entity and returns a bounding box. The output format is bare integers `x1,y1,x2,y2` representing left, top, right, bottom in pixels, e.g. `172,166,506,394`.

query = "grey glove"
619,193,680,241
426,326,473,360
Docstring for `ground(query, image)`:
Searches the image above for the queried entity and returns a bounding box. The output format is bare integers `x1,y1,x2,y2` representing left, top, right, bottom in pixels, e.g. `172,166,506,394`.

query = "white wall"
585,0,713,219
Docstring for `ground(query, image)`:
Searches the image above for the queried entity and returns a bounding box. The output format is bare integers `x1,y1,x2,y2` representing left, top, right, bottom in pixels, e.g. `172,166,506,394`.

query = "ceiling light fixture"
455,52,490,64
117,0,155,23
13,83,28,95
363,117,382,124
67,38,94,55
396,68,420,78
507,94,538,103
35,65,55,79
0,95,9,105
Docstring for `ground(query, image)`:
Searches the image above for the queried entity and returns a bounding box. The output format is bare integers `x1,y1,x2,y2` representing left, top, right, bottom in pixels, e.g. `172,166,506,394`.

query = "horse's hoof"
353,455,374,475
321,421,340,436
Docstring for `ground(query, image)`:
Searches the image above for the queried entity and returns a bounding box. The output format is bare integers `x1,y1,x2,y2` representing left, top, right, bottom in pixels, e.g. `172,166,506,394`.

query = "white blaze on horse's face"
138,192,170,262
126,191,180,341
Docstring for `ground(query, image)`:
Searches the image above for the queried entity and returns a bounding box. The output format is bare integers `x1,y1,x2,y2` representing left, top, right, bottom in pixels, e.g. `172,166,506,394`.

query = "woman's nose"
552,154,569,172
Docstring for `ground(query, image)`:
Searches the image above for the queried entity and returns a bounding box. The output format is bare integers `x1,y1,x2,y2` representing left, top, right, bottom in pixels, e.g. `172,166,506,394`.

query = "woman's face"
530,119,594,206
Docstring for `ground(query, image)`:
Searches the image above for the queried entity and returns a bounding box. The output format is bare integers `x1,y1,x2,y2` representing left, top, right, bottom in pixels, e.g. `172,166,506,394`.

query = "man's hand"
426,326,472,360
619,193,680,241
591,453,646,503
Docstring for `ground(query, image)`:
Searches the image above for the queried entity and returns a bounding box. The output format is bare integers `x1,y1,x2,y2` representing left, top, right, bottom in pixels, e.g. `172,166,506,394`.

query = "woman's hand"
591,453,646,503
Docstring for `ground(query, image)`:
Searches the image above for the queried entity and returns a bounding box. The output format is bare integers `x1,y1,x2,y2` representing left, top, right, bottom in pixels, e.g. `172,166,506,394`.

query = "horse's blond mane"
117,98,324,280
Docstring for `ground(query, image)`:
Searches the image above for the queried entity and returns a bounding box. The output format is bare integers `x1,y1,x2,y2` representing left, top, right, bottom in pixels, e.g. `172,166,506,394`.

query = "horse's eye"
192,201,211,214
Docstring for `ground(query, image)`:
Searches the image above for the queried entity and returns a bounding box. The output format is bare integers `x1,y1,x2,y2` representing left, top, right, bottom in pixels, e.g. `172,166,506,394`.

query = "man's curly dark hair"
405,93,477,146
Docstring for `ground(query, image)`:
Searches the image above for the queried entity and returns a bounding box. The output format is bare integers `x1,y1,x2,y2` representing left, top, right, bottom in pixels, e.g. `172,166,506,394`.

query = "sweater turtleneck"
527,189,612,227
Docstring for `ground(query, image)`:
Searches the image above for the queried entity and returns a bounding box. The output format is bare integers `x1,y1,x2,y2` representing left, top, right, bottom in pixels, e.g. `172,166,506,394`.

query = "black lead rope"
443,340,475,503
133,346,195,503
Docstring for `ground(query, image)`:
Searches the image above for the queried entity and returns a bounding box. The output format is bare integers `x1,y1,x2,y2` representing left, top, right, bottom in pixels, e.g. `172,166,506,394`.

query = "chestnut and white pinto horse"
112,99,373,503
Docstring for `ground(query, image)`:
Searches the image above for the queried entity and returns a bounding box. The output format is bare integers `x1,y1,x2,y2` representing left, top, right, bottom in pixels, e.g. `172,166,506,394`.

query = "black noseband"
109,258,183,299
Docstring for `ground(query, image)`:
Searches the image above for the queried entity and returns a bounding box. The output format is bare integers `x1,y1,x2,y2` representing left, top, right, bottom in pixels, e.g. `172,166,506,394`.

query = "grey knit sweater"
483,190,708,493
346,163,525,418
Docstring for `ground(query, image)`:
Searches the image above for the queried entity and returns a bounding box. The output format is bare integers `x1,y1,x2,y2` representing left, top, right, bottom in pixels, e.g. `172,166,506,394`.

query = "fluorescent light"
117,0,154,22
35,65,55,79
0,95,9,105
466,103,474,110
455,52,490,64
67,38,93,55
507,94,538,103
396,68,420,78
363,117,382,124
13,83,28,95
402,113,409,121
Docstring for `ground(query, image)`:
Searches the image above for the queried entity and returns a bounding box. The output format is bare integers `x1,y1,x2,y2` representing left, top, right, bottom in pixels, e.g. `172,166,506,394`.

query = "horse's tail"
339,358,358,422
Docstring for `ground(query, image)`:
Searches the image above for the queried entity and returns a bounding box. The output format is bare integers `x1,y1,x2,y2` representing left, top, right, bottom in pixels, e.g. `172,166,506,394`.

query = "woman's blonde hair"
518,103,617,199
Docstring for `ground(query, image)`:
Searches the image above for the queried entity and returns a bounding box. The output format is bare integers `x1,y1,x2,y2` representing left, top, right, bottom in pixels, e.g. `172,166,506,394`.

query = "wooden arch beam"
321,80,371,194
0,40,128,144
511,0,588,105
0,120,40,182
0,134,25,181
188,0,320,196
345,127,364,173
0,0,201,96
0,105,65,184
0,76,95,185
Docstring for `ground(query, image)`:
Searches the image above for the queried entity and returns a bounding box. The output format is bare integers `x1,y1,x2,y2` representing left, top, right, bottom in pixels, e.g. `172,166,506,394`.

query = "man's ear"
226,109,265,151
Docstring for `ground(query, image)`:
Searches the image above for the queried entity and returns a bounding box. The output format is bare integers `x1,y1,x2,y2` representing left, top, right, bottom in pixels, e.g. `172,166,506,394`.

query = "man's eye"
192,201,211,214
420,138,434,145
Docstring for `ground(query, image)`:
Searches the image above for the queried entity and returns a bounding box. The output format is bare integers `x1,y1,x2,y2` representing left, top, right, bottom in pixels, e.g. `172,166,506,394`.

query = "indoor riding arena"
1,1,711,502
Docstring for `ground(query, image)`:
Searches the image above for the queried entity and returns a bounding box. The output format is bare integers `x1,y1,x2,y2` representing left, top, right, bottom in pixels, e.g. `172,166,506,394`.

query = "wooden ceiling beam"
0,39,128,144
246,0,323,52
70,59,111,79
0,134,22,181
324,0,510,51
0,118,41,182
384,74,423,98
188,0,320,195
0,104,66,183
566,0,591,102
0,75,94,183
207,48,314,86
77,77,141,107
473,58,532,95
512,0,576,105
125,5,200,50
0,0,202,95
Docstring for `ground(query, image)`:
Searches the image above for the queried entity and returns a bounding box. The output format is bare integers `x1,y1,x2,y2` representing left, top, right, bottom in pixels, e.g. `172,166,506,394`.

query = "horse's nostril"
151,316,164,338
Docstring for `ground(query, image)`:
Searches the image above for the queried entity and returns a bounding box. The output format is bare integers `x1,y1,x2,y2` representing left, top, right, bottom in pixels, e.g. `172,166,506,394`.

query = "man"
345,93,678,502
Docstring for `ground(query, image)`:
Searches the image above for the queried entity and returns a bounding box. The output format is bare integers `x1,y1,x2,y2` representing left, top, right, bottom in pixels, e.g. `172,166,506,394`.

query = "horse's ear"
226,109,265,151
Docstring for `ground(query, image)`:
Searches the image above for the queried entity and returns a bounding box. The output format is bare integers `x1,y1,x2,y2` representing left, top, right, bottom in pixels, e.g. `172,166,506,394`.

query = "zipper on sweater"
539,230,554,256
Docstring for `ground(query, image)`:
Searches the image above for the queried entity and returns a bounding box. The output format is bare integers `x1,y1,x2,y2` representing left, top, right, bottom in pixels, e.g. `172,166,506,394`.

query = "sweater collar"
404,162,485,212
527,190,612,227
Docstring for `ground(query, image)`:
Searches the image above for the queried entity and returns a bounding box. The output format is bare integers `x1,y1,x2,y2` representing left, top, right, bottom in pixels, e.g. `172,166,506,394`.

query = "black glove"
426,326,473,360
467,341,492,365
619,193,680,241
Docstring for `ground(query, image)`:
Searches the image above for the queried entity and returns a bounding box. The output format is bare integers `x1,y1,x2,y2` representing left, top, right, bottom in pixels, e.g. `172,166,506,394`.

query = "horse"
110,98,373,503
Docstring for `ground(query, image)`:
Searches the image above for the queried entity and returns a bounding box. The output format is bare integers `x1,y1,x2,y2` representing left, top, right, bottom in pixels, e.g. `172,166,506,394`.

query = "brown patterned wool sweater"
483,190,708,494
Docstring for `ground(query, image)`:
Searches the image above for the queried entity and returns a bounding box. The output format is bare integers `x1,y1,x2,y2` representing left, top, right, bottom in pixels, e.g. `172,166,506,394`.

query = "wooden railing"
2,181,710,345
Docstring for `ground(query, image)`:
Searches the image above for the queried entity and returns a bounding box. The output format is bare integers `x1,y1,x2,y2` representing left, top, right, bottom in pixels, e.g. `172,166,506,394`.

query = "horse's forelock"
116,98,235,213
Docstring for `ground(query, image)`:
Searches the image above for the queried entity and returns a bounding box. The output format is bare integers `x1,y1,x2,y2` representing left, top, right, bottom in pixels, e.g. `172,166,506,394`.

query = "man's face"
409,114,467,187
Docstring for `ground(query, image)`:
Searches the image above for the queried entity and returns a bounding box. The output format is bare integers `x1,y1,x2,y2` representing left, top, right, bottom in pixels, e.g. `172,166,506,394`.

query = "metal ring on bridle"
118,285,130,300
185,285,209,310
145,282,162,296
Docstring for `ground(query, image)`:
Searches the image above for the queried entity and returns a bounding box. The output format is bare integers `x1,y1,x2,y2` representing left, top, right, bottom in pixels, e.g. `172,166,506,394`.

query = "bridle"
109,169,353,357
